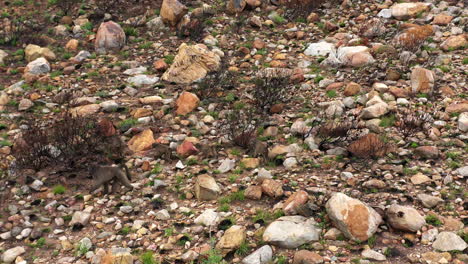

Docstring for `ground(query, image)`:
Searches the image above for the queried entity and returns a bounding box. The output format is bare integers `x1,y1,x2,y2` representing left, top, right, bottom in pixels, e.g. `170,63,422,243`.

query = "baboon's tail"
119,163,132,181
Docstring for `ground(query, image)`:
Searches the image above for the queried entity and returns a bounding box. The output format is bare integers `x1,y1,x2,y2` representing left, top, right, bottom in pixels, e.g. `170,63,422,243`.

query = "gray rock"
432,232,467,252
30,180,44,191
18,99,34,111
262,216,321,248
0,231,11,240
456,166,468,177
78,237,92,253
155,209,170,220
377,9,392,18
123,66,147,75
120,206,133,214
147,17,166,31
25,57,50,74
362,249,386,261
218,158,236,173
417,194,443,208
283,157,297,170
242,245,273,264
127,74,159,87
11,227,22,237
386,204,425,232
421,229,438,243
1,246,25,263
73,50,91,62
99,100,119,112
69,211,91,227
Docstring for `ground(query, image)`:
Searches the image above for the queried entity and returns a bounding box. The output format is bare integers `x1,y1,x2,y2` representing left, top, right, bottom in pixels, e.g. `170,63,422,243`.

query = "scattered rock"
242,245,272,264
25,57,51,75
216,225,246,255
432,232,467,252
386,204,425,232
176,91,199,115
325,193,382,241
95,21,126,54
263,216,321,248
160,0,188,26
411,68,434,94
162,43,221,84
195,174,221,200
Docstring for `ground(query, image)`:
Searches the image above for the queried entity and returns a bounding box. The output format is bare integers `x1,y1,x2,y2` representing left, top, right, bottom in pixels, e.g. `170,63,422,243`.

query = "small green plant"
30,237,46,248
425,215,442,226
276,255,287,264
117,118,138,131
124,26,138,37
164,55,175,64
326,89,337,98
82,22,93,31
200,249,226,264
235,241,250,256
224,93,235,102
367,234,377,248
118,226,131,235
140,251,156,264
0,140,12,147
164,228,174,237
151,164,163,174
52,185,66,195
379,114,396,127
271,14,286,24
76,240,91,256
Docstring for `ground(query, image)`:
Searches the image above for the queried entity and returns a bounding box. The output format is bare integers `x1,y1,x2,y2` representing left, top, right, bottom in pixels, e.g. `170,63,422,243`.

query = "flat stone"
263,216,321,248
432,232,467,252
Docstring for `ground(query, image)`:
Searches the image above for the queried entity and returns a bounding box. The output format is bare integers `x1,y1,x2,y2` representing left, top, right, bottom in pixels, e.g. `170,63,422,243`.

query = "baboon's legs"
117,171,134,190
112,180,120,194
103,183,109,194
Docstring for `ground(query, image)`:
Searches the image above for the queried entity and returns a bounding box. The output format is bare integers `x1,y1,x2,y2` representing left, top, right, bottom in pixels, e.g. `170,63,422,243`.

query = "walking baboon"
89,164,133,194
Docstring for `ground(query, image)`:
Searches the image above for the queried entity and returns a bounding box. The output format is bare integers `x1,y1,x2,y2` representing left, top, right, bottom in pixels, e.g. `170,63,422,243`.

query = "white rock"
25,57,50,75
0,49,8,65
458,112,468,132
386,204,425,232
432,232,467,252
377,9,392,18
218,158,236,173
304,42,335,57
362,249,386,261
127,74,159,87
194,209,220,226
242,245,273,264
155,209,171,220
262,216,321,248
123,66,147,75
1,246,25,263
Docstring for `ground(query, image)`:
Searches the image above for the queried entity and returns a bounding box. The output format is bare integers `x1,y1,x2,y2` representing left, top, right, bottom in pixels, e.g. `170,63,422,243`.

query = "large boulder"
95,21,126,54
162,43,221,84
25,44,56,62
160,0,188,26
390,2,430,20
25,57,51,75
263,216,321,248
411,67,434,94
440,35,467,51
325,193,382,241
386,204,425,232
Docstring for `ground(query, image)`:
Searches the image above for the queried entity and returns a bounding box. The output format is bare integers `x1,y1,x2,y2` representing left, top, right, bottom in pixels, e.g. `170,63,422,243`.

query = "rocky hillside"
0,0,467,263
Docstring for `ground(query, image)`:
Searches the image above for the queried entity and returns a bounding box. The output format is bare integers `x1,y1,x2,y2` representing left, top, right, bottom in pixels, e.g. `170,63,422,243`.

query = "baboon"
150,143,173,161
89,164,133,194
249,140,269,161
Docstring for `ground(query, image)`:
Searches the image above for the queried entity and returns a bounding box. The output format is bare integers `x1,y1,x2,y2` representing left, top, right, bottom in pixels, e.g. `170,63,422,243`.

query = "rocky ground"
0,0,467,263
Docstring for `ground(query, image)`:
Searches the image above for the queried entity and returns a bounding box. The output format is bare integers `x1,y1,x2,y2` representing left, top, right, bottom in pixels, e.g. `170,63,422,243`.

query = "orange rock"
283,190,309,215
245,185,262,200
133,108,153,118
153,59,168,71
446,103,468,114
141,161,151,171
261,179,283,198
176,91,199,115
65,39,79,52
29,93,41,101
253,39,265,49
98,118,116,137
344,82,361,96
433,14,453,25
160,0,188,26
128,129,155,152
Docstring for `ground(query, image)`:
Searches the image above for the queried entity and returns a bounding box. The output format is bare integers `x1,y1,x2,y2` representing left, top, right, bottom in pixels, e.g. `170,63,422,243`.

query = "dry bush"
253,76,290,112
13,111,124,172
54,0,81,15
222,104,262,149
347,133,392,159
394,25,434,51
305,117,361,148
194,60,235,100
284,0,336,20
395,109,433,137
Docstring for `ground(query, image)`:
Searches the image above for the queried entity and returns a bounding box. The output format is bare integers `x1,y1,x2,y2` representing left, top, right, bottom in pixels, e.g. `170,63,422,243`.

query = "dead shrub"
194,59,236,100
347,133,392,159
253,76,291,112
394,25,434,51
284,0,336,21
54,0,81,15
13,111,125,172
305,117,361,148
177,11,212,42
222,104,262,149
395,109,433,137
